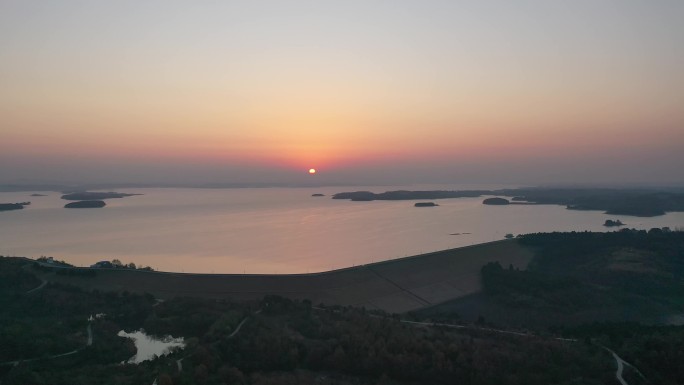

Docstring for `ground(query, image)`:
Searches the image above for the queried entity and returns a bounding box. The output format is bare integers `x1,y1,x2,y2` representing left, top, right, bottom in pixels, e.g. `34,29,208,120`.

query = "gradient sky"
1,1,683,186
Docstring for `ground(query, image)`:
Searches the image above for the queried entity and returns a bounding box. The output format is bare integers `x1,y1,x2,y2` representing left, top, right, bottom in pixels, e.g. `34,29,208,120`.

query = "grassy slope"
34,240,533,313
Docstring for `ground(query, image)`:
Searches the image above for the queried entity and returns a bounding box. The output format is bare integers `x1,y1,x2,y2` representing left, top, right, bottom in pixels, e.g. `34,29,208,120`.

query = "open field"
35,239,533,313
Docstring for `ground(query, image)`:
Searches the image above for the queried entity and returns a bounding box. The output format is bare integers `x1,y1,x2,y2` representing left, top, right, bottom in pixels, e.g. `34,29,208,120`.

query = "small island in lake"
64,200,106,208
30,193,47,197
415,202,438,207
0,202,29,211
311,193,325,197
61,191,141,201
604,219,624,227
483,197,510,205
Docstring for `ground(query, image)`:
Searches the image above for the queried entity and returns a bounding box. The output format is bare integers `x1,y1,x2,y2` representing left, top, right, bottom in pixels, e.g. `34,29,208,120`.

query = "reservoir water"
1,186,683,273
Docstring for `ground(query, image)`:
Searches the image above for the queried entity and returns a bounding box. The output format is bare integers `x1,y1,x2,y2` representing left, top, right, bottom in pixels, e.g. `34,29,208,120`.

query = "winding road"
601,346,646,385
227,317,250,338
25,279,47,294
602,347,629,385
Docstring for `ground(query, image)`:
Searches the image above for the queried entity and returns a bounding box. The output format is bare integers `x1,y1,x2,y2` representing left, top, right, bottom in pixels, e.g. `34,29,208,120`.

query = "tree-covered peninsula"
333,187,684,216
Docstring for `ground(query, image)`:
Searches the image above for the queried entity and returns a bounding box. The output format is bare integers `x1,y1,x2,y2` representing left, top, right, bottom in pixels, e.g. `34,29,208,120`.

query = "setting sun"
309,168,316,174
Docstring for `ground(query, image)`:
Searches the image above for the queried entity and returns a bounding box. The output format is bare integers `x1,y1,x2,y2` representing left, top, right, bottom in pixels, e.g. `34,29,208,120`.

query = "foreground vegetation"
2,230,684,384
0,256,608,385
421,230,684,384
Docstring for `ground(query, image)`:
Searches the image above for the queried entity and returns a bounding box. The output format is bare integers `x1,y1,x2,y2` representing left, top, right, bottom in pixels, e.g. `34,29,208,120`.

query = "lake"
1,186,683,273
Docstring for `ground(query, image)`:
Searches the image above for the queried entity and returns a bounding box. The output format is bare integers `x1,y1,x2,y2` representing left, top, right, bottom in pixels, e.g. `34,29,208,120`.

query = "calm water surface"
1,186,683,273
117,330,184,364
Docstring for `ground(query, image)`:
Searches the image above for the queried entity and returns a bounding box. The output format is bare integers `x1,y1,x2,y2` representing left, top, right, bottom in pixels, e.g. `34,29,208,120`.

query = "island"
333,190,488,201
311,193,325,197
333,187,684,217
0,203,26,211
340,191,377,201
482,197,510,205
64,200,106,208
414,202,438,207
61,191,141,201
30,193,47,197
604,219,624,227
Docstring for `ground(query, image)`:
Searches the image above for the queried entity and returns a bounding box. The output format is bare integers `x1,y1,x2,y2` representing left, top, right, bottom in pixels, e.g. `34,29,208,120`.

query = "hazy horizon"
2,1,683,187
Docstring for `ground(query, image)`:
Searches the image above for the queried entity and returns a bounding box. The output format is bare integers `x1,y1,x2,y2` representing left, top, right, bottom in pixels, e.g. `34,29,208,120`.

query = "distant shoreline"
332,188,684,217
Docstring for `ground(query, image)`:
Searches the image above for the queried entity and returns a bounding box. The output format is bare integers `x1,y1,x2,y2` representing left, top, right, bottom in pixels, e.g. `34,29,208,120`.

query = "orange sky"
1,1,683,186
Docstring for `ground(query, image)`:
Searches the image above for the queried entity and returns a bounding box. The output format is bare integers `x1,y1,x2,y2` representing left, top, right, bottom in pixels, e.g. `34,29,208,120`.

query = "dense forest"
478,230,684,316
422,230,684,385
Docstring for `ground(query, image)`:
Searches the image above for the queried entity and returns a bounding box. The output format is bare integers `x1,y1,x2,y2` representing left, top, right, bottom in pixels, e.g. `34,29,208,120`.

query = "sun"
308,168,316,174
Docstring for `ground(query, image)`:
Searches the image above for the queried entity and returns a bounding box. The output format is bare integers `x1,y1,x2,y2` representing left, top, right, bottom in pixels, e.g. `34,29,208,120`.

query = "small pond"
117,330,184,364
